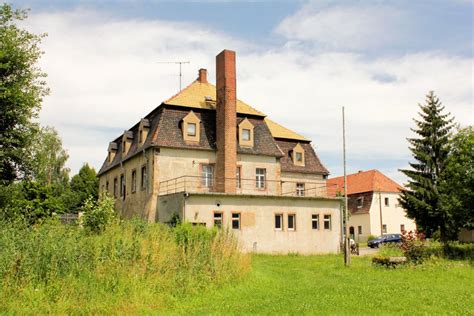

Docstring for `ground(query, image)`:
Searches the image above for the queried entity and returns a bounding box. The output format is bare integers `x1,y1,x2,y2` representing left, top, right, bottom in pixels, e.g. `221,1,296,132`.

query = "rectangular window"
106,181,109,193
296,183,305,196
400,224,405,232
256,168,266,189
131,169,137,193
236,166,241,189
324,215,331,230
312,214,319,230
275,214,283,230
187,123,196,136
357,197,364,208
113,177,118,198
120,174,126,199
214,212,223,228
288,214,296,231
232,213,240,230
139,130,143,144
384,197,389,206
382,224,387,234
141,165,147,191
296,152,303,162
358,225,362,235
242,129,251,141
201,164,214,187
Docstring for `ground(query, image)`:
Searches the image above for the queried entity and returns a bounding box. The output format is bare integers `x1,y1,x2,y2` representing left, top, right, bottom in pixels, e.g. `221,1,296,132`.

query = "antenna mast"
157,61,190,91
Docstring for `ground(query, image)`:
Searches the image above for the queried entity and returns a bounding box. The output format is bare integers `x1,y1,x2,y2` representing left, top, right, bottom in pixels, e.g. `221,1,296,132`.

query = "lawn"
170,254,473,315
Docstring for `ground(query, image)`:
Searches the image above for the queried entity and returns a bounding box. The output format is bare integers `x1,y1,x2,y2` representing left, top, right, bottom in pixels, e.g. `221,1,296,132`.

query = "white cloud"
24,9,472,181
276,2,409,50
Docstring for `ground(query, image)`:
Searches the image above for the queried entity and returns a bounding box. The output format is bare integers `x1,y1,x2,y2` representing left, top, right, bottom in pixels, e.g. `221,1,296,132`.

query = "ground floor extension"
157,192,342,254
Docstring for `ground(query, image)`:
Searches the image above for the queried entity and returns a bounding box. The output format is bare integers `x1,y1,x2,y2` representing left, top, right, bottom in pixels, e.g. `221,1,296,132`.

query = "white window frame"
232,213,241,230
214,212,223,228
312,214,319,230
296,183,305,196
288,214,296,231
256,168,266,189
275,214,283,231
201,164,214,188
323,214,331,230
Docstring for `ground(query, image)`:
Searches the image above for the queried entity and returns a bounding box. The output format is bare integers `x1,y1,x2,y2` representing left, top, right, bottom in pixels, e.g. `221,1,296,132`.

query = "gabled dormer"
108,142,118,164
122,130,133,156
291,143,305,167
138,118,150,147
182,111,200,143
238,118,254,148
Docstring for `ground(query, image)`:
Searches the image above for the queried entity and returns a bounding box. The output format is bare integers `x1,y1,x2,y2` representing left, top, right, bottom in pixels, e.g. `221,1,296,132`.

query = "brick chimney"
215,50,237,193
198,68,207,83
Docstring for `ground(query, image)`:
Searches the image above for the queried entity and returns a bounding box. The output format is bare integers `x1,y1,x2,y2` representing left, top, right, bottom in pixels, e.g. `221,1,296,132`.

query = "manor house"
98,49,341,254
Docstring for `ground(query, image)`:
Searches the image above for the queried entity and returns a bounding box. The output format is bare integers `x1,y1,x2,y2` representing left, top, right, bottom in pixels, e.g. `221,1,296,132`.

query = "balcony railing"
158,175,338,198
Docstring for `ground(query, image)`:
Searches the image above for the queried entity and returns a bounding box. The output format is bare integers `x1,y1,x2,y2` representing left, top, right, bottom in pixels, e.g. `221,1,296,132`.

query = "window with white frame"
201,164,214,188
256,168,266,189
323,214,331,230
296,183,305,196
275,214,283,230
214,212,223,228
187,122,196,136
232,213,240,230
312,214,319,230
357,197,364,208
288,214,296,231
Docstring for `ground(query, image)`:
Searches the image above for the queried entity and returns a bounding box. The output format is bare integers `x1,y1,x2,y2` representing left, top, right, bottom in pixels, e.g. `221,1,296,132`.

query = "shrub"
442,242,474,261
81,194,116,234
378,243,403,257
401,230,427,264
367,235,376,241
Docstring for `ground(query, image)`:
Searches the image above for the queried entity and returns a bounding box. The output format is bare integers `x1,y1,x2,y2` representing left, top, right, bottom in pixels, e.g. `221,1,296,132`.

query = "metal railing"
158,175,338,198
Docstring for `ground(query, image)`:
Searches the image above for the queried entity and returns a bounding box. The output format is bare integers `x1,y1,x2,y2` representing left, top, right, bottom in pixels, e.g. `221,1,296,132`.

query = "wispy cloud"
24,7,472,185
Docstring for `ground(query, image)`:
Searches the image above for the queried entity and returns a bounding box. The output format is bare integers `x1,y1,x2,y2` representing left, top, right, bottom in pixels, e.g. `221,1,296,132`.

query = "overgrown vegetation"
0,219,250,314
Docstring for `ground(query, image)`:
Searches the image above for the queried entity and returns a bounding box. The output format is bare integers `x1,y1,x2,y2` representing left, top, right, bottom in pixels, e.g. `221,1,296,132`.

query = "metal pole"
343,106,350,266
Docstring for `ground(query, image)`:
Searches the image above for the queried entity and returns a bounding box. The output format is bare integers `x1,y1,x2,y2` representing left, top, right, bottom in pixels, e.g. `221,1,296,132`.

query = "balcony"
158,175,338,198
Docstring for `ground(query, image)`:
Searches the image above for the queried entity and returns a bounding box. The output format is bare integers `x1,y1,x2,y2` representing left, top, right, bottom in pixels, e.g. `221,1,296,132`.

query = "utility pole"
379,191,383,235
342,106,350,266
157,61,190,91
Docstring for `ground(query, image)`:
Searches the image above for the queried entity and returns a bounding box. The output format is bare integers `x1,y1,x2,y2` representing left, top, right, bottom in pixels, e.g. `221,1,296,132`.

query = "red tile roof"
327,170,403,196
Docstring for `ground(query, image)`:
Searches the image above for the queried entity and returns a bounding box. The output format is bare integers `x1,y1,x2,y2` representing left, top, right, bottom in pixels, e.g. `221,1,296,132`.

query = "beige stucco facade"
158,193,341,254
348,192,417,242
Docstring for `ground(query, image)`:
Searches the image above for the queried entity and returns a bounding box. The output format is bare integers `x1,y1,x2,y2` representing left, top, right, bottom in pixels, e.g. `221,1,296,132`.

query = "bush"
81,194,116,234
401,230,428,264
442,242,474,261
367,235,376,241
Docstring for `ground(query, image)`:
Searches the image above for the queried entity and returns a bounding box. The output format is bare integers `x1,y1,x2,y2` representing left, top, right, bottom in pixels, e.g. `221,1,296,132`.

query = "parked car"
368,234,402,248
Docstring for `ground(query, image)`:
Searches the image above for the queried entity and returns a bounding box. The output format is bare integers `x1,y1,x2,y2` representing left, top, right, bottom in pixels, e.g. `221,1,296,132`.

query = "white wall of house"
157,193,341,254
369,192,417,236
347,213,371,242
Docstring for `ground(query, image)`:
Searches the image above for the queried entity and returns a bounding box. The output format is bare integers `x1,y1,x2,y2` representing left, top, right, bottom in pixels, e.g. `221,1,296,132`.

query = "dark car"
368,234,402,248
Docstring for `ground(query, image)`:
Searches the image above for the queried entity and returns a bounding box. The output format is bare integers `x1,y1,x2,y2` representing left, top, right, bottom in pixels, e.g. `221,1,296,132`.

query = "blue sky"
13,0,473,183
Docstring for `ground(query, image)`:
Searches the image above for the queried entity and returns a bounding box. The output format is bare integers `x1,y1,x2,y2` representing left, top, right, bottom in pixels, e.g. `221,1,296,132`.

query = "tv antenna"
157,61,190,91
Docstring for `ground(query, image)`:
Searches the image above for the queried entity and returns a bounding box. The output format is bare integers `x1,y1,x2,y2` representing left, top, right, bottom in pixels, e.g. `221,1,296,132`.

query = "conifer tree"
399,91,454,240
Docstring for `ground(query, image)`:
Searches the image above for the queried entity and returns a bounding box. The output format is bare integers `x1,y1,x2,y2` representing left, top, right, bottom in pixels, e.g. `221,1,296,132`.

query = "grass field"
170,254,473,315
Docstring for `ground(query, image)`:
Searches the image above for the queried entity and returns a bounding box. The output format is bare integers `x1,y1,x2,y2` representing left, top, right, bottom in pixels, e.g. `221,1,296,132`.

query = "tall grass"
0,219,250,314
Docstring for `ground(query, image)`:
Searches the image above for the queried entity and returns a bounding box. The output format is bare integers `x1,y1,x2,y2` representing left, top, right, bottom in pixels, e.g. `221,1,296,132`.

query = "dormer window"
291,143,305,167
122,131,133,156
182,111,200,142
238,118,254,148
108,142,118,164
138,118,150,147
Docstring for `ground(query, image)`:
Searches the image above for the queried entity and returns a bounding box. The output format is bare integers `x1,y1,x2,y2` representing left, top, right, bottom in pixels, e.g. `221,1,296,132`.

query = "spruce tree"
399,91,454,241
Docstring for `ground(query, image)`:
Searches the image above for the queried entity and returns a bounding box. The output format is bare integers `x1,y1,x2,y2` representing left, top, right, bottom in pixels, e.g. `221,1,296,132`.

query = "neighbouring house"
97,49,341,254
327,170,416,242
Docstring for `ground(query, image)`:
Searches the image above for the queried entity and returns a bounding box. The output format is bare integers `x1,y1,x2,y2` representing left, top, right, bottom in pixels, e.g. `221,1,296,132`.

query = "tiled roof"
264,118,309,142
327,170,403,196
165,80,265,117
276,139,329,175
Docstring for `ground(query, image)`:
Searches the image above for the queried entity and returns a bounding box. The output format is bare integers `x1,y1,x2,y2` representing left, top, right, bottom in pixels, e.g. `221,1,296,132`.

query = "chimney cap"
198,68,207,83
